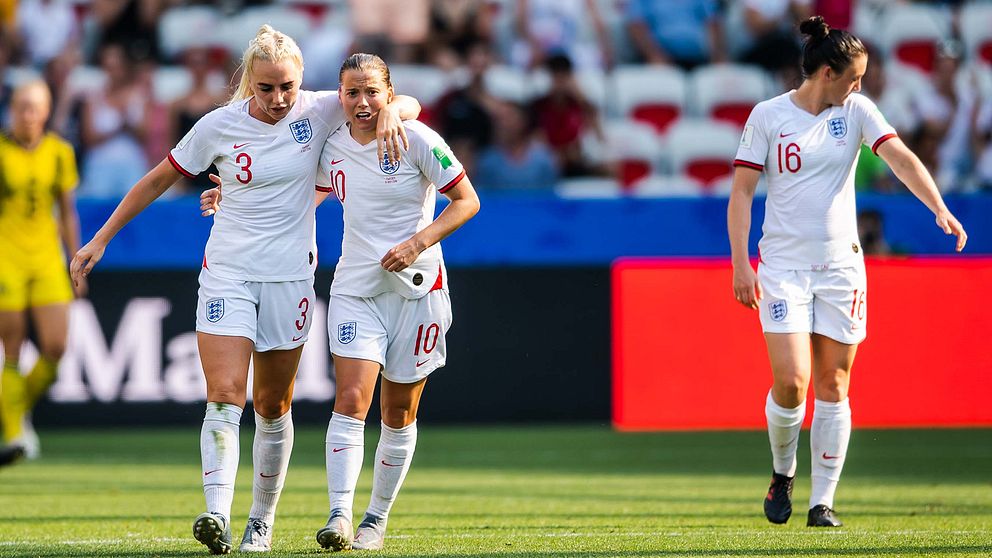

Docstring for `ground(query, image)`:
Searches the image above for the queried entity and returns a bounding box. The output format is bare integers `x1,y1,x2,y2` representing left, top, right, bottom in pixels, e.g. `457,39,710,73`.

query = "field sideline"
1,426,989,557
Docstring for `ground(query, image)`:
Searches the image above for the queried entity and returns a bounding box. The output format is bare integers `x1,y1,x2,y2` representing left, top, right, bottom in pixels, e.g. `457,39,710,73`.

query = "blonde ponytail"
229,24,305,103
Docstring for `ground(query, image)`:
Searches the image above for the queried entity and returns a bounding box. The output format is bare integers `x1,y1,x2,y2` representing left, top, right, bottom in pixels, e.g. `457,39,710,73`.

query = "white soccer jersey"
317,120,466,298
734,91,896,270
170,90,345,281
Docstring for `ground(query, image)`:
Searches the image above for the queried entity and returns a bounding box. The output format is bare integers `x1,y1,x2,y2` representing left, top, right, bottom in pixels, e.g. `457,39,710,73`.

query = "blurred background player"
312,53,479,551
71,26,420,555
728,16,967,528
0,79,82,463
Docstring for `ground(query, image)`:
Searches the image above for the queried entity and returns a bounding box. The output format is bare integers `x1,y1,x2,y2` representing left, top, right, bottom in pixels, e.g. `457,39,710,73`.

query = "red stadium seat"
614,65,687,136
876,4,950,75
689,64,767,129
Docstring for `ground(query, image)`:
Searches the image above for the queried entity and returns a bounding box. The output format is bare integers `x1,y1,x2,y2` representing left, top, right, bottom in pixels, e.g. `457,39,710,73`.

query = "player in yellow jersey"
0,80,82,463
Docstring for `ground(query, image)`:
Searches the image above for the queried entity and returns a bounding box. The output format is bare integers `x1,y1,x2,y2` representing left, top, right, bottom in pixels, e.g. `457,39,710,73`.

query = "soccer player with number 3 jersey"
71,27,421,555
728,16,967,528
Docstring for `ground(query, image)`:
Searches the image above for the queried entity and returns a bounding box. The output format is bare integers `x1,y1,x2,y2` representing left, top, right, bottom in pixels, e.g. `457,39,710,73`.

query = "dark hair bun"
800,16,830,40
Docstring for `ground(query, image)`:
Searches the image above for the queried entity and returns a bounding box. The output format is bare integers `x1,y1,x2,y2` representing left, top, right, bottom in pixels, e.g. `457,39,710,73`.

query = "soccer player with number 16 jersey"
728,16,967,528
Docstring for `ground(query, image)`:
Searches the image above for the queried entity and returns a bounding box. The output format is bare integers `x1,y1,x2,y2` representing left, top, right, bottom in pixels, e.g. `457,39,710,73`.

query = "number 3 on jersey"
777,142,801,173
236,152,253,184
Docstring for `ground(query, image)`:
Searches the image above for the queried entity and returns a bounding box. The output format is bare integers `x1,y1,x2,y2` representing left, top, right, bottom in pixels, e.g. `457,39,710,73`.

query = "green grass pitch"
1,426,990,557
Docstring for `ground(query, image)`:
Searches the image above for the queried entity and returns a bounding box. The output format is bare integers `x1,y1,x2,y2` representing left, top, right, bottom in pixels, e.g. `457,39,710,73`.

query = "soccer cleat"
351,513,387,551
0,444,24,467
315,511,353,551
764,472,794,524
239,517,272,552
19,414,40,460
193,512,232,555
807,504,843,527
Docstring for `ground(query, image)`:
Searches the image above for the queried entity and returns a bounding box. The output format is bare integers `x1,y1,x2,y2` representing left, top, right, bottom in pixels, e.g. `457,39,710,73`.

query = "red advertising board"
612,258,992,430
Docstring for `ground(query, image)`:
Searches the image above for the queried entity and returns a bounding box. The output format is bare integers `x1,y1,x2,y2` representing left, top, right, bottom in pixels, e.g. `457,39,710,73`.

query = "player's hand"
732,264,762,310
200,174,223,217
935,209,967,252
70,239,107,288
381,238,425,272
376,104,409,168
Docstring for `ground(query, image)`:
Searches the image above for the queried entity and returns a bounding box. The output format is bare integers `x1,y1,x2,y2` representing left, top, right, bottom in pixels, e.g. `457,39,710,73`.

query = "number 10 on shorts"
414,323,440,356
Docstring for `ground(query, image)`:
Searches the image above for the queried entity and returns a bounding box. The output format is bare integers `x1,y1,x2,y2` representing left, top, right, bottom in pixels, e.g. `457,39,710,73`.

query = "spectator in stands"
15,0,80,68
529,53,606,177
912,40,977,192
0,38,14,129
84,0,166,64
509,0,613,70
167,47,227,193
434,40,499,177
348,0,430,63
475,101,558,190
738,0,811,84
427,0,497,69
625,0,727,70
78,44,149,198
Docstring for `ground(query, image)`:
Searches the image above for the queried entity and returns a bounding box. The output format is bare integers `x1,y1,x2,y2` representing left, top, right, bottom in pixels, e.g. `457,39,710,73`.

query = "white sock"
810,398,852,509
765,391,806,477
326,412,366,517
366,421,417,520
201,402,243,521
248,410,294,524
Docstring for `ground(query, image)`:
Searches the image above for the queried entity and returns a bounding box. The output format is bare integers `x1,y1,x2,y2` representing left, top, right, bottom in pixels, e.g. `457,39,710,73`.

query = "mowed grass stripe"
0,426,989,557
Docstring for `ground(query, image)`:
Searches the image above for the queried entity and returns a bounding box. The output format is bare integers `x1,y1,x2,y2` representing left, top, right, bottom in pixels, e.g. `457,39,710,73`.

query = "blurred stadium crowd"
2,0,992,199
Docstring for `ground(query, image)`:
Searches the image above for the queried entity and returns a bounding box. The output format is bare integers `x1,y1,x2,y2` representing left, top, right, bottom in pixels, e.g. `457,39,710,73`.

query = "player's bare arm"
56,188,86,297
876,138,968,252
727,166,763,309
380,177,480,272
71,159,183,284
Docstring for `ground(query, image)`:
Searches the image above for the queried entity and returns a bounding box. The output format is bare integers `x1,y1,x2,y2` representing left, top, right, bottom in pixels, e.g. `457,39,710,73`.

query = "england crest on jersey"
206,298,225,323
289,118,312,144
828,117,847,139
768,300,788,322
379,151,400,174
337,321,357,344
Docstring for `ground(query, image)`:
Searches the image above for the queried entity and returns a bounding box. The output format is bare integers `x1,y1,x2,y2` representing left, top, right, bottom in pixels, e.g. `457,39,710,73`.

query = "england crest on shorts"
206,298,225,323
768,300,788,322
289,118,312,144
379,151,400,174
828,117,847,139
337,321,357,344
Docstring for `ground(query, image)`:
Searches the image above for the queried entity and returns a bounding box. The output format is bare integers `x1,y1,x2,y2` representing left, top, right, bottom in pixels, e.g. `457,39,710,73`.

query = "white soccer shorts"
757,262,867,345
196,267,316,351
328,290,452,383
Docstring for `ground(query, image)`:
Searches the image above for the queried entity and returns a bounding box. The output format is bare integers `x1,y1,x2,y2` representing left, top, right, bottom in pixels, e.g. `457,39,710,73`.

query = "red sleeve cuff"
168,153,196,178
871,133,897,155
733,159,763,171
438,169,466,194
315,185,333,193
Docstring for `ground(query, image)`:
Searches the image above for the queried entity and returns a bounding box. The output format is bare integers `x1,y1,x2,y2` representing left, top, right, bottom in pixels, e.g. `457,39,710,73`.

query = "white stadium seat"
631,174,704,198
876,3,951,74
158,6,223,60
665,119,741,190
602,119,662,188
689,63,769,128
613,64,687,135
554,176,623,199
219,7,312,57
959,2,992,66
388,65,455,108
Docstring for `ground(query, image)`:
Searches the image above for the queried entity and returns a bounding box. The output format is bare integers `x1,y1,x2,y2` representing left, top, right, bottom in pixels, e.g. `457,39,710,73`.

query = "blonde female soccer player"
728,16,966,528
71,26,420,554
0,80,82,462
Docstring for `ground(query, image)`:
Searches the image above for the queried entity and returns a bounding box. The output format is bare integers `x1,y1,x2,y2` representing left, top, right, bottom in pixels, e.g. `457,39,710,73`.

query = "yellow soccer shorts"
0,257,74,311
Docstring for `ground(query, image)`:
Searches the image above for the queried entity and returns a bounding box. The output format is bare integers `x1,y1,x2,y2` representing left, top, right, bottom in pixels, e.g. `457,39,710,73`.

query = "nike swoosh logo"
380,459,402,467
779,132,796,138
332,447,351,453
292,334,304,342
259,472,279,478
416,359,430,367
331,159,344,165
233,143,250,149
822,452,843,460
203,468,223,476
